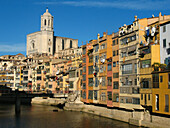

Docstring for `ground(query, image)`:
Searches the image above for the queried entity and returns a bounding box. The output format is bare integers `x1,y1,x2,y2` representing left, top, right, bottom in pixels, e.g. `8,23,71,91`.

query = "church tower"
41,8,53,31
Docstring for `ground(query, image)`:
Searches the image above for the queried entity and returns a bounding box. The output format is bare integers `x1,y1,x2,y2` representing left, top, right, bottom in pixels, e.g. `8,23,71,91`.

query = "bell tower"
41,8,53,31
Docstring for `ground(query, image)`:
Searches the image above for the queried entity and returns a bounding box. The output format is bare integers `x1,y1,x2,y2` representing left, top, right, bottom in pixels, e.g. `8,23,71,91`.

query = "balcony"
140,67,152,74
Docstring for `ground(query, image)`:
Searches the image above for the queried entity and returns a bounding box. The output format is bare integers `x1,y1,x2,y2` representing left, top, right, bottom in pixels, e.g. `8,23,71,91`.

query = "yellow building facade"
152,71,170,115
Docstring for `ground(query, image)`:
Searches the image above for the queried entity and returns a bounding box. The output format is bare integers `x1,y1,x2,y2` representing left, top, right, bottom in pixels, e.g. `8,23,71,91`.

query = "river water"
0,104,139,128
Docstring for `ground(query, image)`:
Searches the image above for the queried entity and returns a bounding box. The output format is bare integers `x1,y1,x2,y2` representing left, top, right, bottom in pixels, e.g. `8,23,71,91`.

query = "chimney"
97,33,100,40
135,15,137,21
159,12,162,21
103,32,106,37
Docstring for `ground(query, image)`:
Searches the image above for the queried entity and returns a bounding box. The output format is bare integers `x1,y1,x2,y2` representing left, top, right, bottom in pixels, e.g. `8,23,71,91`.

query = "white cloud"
36,0,170,10
0,43,26,52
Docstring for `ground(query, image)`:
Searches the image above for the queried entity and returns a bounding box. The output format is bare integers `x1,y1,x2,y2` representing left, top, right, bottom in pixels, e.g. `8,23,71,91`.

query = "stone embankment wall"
64,102,170,128
31,97,66,106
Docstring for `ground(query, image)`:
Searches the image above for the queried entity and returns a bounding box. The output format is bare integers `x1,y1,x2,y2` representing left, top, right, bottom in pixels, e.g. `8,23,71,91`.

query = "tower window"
44,19,46,26
32,43,34,49
48,19,50,26
49,48,50,52
70,40,72,48
62,39,64,50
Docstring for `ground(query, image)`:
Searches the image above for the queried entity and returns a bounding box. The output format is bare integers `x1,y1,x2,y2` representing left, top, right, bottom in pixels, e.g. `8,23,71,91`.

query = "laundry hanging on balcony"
151,27,156,36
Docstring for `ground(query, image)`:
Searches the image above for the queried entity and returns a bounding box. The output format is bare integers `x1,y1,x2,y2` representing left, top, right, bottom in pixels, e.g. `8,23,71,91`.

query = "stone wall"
64,102,170,128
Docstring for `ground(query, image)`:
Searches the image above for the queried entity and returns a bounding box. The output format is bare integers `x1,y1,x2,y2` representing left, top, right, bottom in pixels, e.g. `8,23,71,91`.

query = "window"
141,60,151,68
141,94,143,100
135,78,137,85
88,66,93,75
107,64,112,71
94,45,99,52
113,81,119,89
83,48,86,55
121,52,127,57
49,48,50,52
82,91,86,99
113,62,116,67
37,70,41,74
132,87,139,94
82,83,86,89
160,76,163,82
122,64,132,74
156,94,159,111
163,39,166,48
100,92,106,101
153,74,159,88
83,75,86,81
94,90,98,100
148,94,150,100
107,77,112,86
70,40,72,48
48,19,50,26
117,61,119,65
94,55,99,63
102,77,106,86
120,35,136,45
49,85,52,88
142,80,149,88
95,78,99,87
108,92,112,101
113,93,119,102
89,56,93,63
100,43,106,50
135,64,137,73
83,58,86,63
113,73,119,78
44,19,46,25
37,76,41,80
62,39,64,50
163,26,166,33
117,50,119,55
69,81,73,88
132,98,140,104
69,70,75,78
125,97,132,104
99,65,106,73
113,51,116,56
32,43,34,49
83,66,86,73
88,90,93,99
165,95,169,112
112,40,115,46
88,78,93,86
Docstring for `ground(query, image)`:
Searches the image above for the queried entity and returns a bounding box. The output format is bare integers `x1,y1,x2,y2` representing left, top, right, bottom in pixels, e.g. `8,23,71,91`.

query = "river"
0,104,139,128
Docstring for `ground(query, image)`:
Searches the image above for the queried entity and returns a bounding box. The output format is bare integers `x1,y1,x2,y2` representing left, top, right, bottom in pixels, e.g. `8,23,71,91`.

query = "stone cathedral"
27,9,78,57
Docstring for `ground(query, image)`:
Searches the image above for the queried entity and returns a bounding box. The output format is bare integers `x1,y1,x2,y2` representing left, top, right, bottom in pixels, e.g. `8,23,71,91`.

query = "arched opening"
32,43,35,49
70,40,72,48
48,19,50,26
44,19,46,26
62,39,64,50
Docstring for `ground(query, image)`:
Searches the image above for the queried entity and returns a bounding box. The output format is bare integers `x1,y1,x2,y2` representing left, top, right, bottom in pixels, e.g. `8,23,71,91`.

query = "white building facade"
160,21,170,65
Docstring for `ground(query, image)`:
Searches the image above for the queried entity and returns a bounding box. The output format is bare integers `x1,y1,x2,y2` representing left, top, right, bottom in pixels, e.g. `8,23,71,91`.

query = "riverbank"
64,102,170,128
31,97,170,128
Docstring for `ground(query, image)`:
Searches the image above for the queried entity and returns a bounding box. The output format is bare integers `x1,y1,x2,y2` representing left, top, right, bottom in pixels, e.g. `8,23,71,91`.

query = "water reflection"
0,104,139,128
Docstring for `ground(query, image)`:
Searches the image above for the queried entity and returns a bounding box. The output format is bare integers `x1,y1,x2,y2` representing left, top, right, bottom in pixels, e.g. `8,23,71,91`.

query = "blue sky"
0,0,170,56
